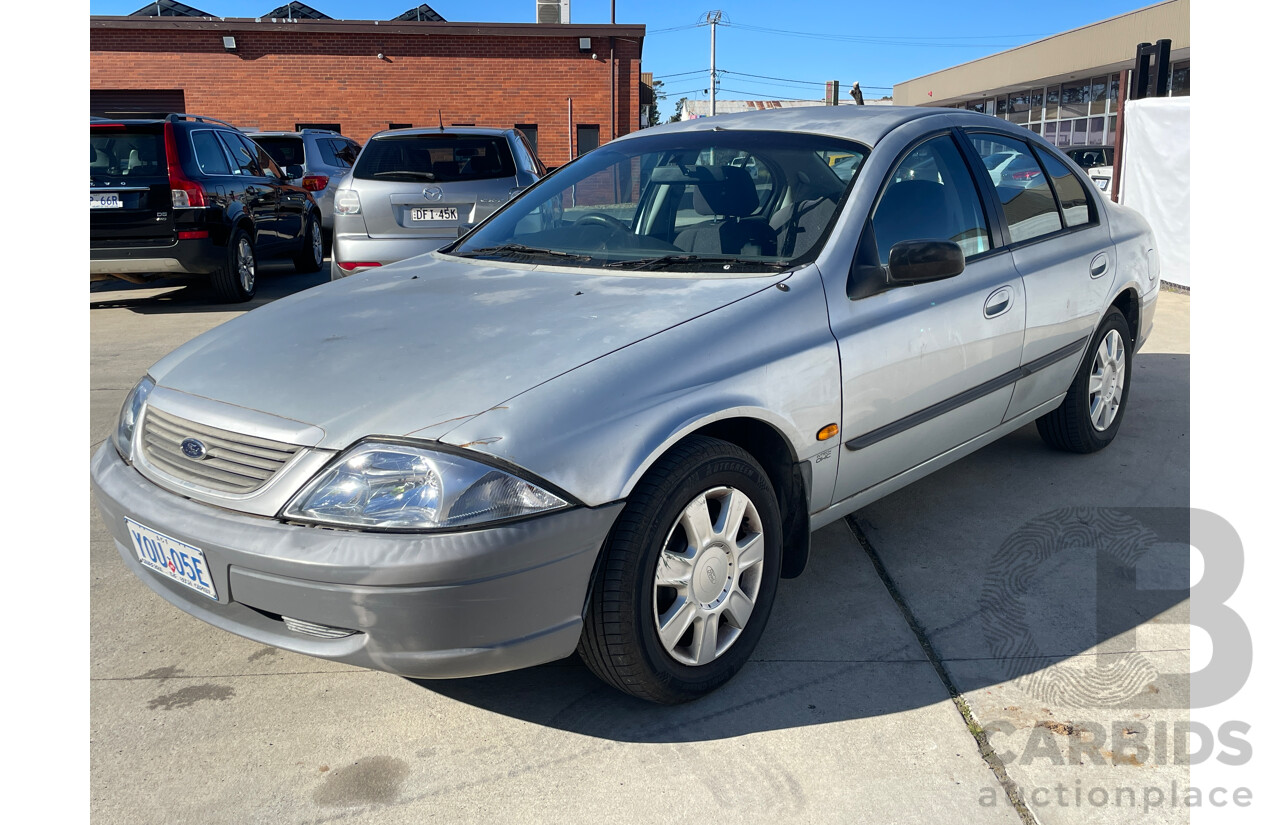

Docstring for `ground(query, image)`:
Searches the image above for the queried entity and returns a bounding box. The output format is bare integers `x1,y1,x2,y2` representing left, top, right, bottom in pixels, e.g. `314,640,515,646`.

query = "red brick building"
89,14,646,167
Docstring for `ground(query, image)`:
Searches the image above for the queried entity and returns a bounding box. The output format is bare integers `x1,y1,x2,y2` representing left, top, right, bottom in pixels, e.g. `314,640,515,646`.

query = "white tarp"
1119,97,1191,288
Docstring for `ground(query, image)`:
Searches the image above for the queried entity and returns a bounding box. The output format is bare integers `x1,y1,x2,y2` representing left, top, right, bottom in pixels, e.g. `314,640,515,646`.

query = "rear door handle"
984,286,1013,319
1090,252,1109,279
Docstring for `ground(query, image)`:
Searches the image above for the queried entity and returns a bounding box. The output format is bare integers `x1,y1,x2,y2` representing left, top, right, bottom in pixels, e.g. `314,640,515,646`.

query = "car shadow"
413,351,1191,743
89,261,330,313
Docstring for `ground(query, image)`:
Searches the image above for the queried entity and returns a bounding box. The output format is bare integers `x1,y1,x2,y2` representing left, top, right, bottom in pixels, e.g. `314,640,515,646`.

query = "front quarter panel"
440,265,842,511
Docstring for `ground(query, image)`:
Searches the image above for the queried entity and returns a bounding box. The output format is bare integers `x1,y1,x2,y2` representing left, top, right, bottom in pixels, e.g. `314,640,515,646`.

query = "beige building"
894,0,1189,148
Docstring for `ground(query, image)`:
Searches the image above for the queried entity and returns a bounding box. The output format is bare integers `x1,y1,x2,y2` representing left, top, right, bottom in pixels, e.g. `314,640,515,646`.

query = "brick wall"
90,25,642,168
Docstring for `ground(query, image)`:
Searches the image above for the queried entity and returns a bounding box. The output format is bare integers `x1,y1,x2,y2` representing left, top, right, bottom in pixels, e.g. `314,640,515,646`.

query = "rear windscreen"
252,136,305,167
353,135,515,183
90,128,166,181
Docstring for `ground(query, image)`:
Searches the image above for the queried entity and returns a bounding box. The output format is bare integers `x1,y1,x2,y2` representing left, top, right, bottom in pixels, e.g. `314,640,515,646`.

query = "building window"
516,124,539,157
1171,62,1190,96
576,124,599,157
1089,77,1108,116
295,122,341,133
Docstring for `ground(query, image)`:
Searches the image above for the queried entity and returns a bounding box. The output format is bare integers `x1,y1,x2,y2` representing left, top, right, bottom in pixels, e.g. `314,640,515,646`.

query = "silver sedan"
91,106,1159,704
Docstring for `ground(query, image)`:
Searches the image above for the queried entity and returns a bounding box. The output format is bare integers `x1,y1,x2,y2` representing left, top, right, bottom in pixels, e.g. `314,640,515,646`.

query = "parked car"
246,129,361,241
91,106,1159,704
330,126,545,279
1063,145,1114,171
90,114,324,302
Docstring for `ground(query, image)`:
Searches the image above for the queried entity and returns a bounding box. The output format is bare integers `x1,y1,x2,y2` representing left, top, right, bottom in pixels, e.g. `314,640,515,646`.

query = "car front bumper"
90,443,622,679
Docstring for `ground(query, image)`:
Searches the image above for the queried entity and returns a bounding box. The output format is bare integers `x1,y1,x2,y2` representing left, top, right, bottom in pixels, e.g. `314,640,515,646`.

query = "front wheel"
578,436,783,704
1036,306,1132,453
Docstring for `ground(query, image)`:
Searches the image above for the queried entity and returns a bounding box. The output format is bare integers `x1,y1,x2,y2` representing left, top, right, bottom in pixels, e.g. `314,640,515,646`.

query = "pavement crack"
846,516,1039,825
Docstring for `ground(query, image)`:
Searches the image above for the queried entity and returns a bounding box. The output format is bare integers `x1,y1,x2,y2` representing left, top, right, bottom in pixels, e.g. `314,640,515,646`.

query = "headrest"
693,165,758,217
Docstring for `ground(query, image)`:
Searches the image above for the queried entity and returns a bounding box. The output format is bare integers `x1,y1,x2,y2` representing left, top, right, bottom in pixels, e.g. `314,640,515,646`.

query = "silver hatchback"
247,129,361,235
330,126,543,279
91,107,1159,704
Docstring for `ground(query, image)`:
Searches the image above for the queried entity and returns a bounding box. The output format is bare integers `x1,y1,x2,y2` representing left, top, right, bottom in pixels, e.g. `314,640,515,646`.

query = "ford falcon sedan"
91,106,1160,704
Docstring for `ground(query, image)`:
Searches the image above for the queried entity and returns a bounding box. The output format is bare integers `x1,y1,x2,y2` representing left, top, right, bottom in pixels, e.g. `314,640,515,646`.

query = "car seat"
674,166,773,255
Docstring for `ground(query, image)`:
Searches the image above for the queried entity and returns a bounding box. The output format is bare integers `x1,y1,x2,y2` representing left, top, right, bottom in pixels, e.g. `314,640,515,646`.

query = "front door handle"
1090,252,1109,279
984,286,1013,319
245,185,259,196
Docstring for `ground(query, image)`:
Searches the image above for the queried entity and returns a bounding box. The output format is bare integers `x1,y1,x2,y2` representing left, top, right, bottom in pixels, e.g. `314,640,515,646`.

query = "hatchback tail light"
163,122,207,208
336,261,381,272
302,175,329,192
1010,168,1040,181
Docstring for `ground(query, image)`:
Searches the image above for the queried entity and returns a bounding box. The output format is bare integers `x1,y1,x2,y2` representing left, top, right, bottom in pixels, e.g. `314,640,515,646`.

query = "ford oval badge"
180,438,209,460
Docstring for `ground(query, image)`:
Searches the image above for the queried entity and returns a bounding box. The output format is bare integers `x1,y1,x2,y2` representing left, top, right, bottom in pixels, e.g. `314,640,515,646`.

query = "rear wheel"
1036,306,1132,453
578,436,783,704
292,212,323,274
211,228,256,303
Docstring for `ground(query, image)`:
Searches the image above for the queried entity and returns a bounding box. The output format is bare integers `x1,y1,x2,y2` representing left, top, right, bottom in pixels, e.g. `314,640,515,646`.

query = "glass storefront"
948,64,1188,148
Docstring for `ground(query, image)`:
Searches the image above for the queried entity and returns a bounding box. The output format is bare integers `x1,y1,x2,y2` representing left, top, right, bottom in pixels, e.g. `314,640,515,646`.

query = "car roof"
613,105,1033,149
369,126,512,140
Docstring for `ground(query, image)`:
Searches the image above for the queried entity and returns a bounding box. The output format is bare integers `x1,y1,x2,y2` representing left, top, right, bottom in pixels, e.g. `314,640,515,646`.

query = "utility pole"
704,11,723,117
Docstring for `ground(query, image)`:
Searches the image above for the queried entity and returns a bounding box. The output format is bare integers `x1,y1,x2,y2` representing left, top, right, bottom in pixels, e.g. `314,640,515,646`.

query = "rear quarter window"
353,135,516,183
190,130,232,175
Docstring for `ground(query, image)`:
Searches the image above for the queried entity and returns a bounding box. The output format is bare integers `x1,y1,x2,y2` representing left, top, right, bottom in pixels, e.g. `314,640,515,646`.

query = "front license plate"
91,193,122,209
125,517,218,600
410,207,458,222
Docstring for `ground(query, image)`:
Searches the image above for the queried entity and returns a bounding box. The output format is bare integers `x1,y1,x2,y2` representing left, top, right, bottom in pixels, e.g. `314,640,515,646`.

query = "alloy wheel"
653,485,765,666
1088,329,1125,431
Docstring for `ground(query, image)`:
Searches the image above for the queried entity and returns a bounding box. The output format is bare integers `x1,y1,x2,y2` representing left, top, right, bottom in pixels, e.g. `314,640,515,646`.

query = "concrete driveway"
90,269,1190,824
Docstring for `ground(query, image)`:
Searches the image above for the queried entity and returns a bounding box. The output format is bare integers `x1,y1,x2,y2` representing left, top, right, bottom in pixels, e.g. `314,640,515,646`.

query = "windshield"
353,134,516,183
447,130,868,272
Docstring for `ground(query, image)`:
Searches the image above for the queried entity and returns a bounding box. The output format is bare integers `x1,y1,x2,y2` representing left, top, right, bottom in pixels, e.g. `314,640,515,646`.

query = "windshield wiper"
455,243,594,262
371,170,436,180
604,254,790,271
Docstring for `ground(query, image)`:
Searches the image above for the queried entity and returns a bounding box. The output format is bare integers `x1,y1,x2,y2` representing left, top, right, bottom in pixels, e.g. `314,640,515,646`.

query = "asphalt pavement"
90,266,1191,825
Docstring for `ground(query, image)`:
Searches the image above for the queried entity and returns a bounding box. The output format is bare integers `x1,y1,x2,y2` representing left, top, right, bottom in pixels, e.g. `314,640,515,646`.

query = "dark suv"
90,114,324,302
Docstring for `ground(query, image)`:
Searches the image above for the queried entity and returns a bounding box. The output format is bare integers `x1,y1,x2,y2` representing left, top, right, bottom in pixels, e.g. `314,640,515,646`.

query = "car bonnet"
146,254,788,451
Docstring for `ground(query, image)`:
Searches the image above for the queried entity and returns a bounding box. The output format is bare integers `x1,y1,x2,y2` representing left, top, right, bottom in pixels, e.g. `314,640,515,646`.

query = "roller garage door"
91,90,186,118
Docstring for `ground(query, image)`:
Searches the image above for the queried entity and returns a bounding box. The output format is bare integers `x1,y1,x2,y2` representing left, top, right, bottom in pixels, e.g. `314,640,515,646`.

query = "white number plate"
126,517,218,600
91,193,123,209
411,207,458,222
1092,177,1110,192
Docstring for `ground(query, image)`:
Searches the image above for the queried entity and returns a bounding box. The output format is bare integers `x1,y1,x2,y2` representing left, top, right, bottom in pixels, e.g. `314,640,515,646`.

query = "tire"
1036,306,1132,453
292,212,323,274
578,435,783,704
211,227,256,303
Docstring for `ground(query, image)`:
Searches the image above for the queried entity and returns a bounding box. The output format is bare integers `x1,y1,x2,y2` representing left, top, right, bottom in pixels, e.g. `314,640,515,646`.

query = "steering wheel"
575,212,630,231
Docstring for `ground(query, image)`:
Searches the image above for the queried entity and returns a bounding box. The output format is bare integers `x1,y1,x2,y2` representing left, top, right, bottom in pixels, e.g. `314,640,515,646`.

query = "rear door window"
1035,148,1094,229
968,134,1063,244
353,134,516,182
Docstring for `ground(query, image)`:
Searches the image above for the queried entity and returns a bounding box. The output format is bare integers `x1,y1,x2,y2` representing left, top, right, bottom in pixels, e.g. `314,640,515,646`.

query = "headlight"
282,441,569,530
112,376,155,462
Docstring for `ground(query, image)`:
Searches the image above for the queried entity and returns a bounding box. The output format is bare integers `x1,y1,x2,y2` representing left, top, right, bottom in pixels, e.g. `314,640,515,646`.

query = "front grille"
140,406,302,494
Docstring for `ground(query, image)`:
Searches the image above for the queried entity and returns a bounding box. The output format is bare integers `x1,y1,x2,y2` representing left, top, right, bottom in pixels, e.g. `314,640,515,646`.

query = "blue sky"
90,1,1160,120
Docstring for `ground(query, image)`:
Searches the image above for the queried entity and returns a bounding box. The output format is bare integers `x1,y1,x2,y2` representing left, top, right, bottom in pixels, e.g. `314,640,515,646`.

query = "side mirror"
284,164,304,180
886,240,965,285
